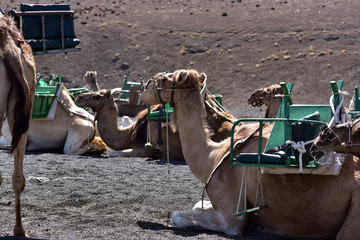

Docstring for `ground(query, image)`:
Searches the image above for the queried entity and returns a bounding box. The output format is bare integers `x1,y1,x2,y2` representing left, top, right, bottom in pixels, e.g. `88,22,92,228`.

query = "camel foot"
13,225,26,237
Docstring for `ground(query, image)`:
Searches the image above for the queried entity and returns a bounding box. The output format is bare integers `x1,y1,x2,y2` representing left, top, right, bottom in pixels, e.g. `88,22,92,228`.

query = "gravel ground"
0,149,293,240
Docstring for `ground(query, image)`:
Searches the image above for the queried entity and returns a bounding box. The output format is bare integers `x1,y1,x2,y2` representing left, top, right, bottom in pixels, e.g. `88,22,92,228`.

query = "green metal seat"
235,153,286,165
230,80,344,169
32,74,88,118
33,84,60,119
116,76,143,104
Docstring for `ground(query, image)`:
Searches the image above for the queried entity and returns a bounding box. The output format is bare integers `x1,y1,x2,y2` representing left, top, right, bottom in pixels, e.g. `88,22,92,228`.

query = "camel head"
313,118,360,155
76,89,113,112
140,69,207,107
247,84,283,118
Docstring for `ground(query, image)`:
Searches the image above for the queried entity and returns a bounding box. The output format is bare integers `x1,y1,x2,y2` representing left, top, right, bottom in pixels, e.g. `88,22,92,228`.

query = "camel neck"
95,102,132,150
174,103,223,183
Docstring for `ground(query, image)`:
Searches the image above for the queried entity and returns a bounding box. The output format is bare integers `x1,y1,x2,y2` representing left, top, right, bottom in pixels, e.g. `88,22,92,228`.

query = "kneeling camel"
76,88,237,160
140,69,360,239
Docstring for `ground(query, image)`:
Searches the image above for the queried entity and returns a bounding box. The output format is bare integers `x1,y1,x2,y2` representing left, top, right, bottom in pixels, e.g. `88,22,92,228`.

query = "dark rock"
120,62,130,70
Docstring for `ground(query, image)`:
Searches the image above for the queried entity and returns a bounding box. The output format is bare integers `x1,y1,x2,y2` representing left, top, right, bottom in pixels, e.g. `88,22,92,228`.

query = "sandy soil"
1,0,359,239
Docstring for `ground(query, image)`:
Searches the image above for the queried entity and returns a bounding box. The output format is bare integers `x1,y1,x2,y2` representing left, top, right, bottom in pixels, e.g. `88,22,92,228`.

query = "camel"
140,69,360,239
1,83,107,155
75,88,237,160
247,84,283,118
0,14,36,236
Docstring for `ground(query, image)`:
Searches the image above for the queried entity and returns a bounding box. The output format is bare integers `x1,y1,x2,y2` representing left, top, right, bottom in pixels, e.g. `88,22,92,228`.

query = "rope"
328,91,350,127
165,104,171,226
236,167,247,219
286,139,315,174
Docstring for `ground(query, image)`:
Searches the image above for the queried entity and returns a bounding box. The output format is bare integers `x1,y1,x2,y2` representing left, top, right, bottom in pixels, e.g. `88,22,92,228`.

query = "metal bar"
14,10,74,16
257,120,263,164
41,15,46,52
355,85,359,111
61,15,64,50
32,47,81,55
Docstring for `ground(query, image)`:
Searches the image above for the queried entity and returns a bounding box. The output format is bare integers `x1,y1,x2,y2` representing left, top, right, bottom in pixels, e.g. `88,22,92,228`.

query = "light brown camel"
247,84,283,118
0,15,36,237
75,88,237,160
2,84,107,155
140,69,360,239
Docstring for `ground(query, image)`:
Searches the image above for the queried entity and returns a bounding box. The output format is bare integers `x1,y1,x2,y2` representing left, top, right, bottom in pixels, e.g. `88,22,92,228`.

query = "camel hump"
0,15,33,152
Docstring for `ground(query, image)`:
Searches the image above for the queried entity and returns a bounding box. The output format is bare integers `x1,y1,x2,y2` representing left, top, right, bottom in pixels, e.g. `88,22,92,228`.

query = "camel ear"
198,73,207,85
176,70,189,85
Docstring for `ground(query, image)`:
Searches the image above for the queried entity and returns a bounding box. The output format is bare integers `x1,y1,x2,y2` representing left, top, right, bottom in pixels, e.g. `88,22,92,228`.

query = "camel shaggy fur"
140,69,360,239
0,15,36,236
75,88,237,160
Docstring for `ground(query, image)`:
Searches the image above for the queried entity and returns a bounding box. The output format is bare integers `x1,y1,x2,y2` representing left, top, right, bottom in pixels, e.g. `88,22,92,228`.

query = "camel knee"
12,173,25,194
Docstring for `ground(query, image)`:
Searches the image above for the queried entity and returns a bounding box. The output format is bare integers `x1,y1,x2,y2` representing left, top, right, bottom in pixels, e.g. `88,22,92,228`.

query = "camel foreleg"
171,200,245,236
12,135,27,237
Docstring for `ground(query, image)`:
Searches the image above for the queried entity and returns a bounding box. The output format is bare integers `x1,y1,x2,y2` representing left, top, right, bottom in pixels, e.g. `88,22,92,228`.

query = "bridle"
319,119,360,148
151,73,200,107
343,119,360,147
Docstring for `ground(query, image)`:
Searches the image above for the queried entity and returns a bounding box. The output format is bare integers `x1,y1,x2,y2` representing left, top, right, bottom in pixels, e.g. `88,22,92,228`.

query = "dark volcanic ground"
1,0,359,239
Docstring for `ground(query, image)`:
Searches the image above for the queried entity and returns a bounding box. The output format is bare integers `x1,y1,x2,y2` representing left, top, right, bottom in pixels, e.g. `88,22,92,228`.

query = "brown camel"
75,88,237,160
247,84,283,118
140,69,360,239
0,15,37,237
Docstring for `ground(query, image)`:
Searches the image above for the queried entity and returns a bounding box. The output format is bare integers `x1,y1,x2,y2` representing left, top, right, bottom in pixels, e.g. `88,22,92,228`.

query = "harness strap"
201,126,261,209
157,105,165,147
170,81,176,107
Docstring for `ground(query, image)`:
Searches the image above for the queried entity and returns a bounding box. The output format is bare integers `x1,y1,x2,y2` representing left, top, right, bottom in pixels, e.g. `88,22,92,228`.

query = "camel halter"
154,78,200,107
318,119,360,149
342,119,360,148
